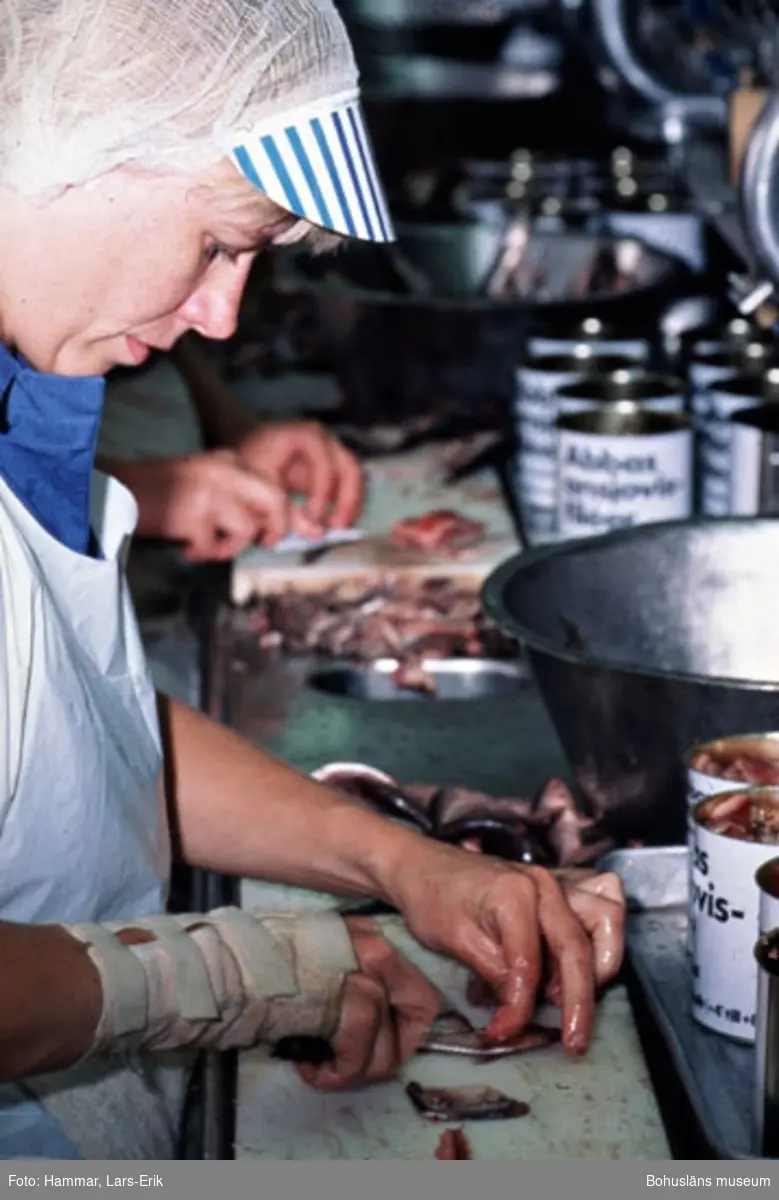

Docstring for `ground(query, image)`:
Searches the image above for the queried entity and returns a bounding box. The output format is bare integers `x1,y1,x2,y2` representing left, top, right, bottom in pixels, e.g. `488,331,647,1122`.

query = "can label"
731,423,763,516
556,429,693,538
688,361,741,432
685,767,753,953
515,365,585,540
700,388,761,517
691,820,777,1043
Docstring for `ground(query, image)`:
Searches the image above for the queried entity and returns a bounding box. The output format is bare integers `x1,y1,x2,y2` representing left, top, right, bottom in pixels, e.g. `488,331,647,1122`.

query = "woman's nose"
178,258,252,340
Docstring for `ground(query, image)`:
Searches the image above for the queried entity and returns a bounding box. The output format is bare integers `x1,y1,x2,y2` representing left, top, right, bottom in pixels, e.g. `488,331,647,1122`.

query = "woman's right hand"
295,916,442,1091
112,450,323,560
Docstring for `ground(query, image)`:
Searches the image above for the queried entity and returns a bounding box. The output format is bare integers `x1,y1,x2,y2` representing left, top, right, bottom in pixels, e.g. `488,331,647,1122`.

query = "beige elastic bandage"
64,908,359,1057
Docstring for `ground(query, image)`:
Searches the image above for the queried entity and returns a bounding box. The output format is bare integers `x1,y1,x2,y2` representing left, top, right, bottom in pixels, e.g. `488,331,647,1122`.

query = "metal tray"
599,846,755,1161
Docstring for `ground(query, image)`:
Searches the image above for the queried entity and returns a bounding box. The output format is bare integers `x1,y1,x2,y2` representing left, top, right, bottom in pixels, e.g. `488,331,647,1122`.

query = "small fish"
406,1081,530,1122
421,1011,483,1054
421,1010,561,1059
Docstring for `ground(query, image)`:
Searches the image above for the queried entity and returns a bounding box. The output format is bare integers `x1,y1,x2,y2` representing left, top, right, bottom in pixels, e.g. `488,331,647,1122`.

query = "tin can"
686,733,779,805
679,317,761,365
685,733,779,952
753,926,779,1155
700,369,779,518
755,862,779,1151
688,343,774,432
556,405,693,540
514,351,635,541
756,858,779,941
731,403,779,517
691,787,779,1043
527,317,652,362
610,147,634,177
556,369,686,417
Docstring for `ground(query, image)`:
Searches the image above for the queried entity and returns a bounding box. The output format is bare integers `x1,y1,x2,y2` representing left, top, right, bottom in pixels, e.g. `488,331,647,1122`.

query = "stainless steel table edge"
600,846,755,1160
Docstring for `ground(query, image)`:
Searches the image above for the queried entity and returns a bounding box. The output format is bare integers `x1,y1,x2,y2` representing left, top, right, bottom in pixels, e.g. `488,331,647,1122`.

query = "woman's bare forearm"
158,695,428,902
0,921,102,1082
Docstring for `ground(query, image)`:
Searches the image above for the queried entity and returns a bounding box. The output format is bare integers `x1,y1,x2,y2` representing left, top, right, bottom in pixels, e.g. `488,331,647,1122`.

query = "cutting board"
235,989,667,1160
234,892,668,1160
235,885,669,1160
231,441,520,603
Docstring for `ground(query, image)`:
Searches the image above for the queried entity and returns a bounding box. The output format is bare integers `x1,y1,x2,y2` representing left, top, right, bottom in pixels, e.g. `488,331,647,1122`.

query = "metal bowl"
277,222,683,311
273,222,688,421
481,519,779,843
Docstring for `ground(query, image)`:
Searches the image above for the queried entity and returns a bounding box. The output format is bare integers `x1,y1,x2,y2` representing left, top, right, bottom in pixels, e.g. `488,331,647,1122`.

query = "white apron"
0,469,190,1159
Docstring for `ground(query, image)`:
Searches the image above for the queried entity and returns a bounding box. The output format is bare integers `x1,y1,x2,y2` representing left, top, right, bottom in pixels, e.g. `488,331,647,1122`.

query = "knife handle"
272,1035,336,1065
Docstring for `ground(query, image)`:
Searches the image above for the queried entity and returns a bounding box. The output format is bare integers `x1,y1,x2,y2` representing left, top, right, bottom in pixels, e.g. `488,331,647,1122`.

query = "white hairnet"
0,0,358,199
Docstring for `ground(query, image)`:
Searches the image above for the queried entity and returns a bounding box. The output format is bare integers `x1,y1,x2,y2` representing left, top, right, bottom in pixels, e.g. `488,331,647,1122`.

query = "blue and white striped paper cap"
231,90,394,244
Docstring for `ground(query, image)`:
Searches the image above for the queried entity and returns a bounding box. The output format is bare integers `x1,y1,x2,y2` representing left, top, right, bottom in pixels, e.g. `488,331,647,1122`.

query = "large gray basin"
482,519,779,842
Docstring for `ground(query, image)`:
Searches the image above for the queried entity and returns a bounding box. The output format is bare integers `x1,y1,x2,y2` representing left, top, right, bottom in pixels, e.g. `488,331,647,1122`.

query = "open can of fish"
555,405,693,541
753,924,779,1156
690,787,779,1043
514,350,635,543
699,369,779,518
556,369,686,417
685,733,779,953
687,343,773,432
527,316,652,362
731,403,779,517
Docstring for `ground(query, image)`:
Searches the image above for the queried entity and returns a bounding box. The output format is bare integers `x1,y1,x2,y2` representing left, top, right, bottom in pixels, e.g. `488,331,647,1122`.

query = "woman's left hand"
238,421,365,529
386,844,626,1056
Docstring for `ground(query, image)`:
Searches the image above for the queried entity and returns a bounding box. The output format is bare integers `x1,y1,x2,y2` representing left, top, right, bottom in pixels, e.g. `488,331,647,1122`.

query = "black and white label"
557,430,693,538
685,767,752,954
690,822,777,1043
700,391,761,517
515,366,584,536
688,361,741,433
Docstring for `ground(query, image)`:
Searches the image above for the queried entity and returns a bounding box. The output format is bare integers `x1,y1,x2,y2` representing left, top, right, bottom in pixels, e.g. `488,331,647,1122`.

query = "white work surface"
235,879,670,1160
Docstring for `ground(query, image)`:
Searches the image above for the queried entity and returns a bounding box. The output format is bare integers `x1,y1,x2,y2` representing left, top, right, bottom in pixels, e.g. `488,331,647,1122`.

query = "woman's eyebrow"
214,208,296,244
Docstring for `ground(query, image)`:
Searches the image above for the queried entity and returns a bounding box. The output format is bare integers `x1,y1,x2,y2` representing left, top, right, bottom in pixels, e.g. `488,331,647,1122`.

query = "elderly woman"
0,0,625,1162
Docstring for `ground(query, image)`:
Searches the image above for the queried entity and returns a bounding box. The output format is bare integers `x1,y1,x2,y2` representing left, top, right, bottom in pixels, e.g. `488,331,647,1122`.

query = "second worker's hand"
114,450,324,561
238,421,365,530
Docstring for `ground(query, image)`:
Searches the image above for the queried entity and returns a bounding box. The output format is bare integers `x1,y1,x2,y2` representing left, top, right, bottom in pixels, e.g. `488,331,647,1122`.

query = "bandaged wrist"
64,908,358,1057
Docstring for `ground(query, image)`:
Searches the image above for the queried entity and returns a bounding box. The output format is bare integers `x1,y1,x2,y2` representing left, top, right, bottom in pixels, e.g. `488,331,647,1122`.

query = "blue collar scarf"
0,342,105,555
